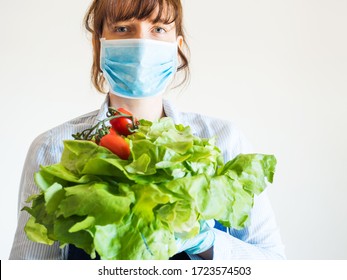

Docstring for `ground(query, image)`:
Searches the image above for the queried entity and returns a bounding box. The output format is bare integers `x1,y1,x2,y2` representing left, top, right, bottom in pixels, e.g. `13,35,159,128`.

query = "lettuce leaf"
23,117,277,259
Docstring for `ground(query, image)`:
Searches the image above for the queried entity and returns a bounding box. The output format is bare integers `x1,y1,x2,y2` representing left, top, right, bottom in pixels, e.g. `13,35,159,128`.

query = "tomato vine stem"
72,107,138,141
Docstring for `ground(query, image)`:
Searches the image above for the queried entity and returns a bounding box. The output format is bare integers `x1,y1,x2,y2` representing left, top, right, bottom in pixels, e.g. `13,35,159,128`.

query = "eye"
114,26,129,33
153,26,166,34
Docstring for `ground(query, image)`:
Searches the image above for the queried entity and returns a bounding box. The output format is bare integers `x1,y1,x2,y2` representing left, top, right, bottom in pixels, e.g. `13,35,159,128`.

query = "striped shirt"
9,95,286,260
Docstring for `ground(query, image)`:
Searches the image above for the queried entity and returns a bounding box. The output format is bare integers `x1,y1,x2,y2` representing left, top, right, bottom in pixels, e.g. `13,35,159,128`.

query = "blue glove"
176,220,215,255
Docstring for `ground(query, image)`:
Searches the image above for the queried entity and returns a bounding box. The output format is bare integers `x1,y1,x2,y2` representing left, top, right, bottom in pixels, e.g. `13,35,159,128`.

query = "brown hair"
84,0,190,93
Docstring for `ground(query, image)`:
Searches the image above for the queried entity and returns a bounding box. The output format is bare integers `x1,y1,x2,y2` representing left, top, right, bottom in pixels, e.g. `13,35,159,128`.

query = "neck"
108,94,165,121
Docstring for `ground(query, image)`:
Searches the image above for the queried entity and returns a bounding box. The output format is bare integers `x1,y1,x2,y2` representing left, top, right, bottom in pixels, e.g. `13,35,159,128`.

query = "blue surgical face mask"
100,38,178,99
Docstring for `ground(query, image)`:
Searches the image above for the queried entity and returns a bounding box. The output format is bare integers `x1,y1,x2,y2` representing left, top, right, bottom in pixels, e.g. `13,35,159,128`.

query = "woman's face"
101,9,182,45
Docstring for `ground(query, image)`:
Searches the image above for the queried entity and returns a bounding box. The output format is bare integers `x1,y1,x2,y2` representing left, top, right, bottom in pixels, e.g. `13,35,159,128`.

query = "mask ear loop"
170,41,188,93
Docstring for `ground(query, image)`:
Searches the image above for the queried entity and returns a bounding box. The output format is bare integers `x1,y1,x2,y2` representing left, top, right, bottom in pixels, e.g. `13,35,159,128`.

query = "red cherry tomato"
99,133,130,160
110,108,136,136
109,127,117,135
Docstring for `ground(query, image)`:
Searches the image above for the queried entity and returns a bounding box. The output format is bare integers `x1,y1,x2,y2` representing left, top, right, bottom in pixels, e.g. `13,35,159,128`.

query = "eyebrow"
108,19,175,27
156,20,175,26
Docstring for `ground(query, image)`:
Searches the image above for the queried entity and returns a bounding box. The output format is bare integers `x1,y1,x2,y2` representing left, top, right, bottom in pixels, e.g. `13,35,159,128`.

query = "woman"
9,0,285,260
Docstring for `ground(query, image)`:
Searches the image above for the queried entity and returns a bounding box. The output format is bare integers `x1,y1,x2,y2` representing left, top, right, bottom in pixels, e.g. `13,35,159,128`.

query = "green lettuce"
23,117,277,259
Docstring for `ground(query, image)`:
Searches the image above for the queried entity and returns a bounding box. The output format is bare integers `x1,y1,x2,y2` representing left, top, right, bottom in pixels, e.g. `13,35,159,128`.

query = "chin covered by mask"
100,38,178,99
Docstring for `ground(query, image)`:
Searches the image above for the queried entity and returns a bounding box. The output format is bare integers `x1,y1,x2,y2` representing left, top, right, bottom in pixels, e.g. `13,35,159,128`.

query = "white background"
1,0,346,260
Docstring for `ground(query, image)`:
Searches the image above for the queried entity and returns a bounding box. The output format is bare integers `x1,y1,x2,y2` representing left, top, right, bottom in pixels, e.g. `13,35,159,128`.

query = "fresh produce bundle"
23,108,277,259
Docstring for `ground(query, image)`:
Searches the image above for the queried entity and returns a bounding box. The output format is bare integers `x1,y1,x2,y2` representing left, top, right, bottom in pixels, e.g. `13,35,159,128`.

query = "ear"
177,35,183,48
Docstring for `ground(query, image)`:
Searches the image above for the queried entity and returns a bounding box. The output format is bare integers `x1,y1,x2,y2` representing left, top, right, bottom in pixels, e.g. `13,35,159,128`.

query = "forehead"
104,0,177,24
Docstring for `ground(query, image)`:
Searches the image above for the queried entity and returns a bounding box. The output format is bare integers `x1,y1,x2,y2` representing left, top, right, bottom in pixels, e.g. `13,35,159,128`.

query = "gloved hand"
175,220,215,255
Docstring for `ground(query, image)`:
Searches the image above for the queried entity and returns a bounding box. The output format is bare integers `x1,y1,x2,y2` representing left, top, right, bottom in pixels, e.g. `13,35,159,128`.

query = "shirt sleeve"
9,131,66,260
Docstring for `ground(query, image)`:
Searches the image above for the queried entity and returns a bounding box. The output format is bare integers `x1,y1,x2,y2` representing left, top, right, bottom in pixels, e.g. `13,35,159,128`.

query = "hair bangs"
104,0,178,26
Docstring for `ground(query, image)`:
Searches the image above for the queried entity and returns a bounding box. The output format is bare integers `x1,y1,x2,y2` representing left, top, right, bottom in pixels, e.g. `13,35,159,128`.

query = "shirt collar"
163,98,181,124
163,98,197,135
93,94,111,126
